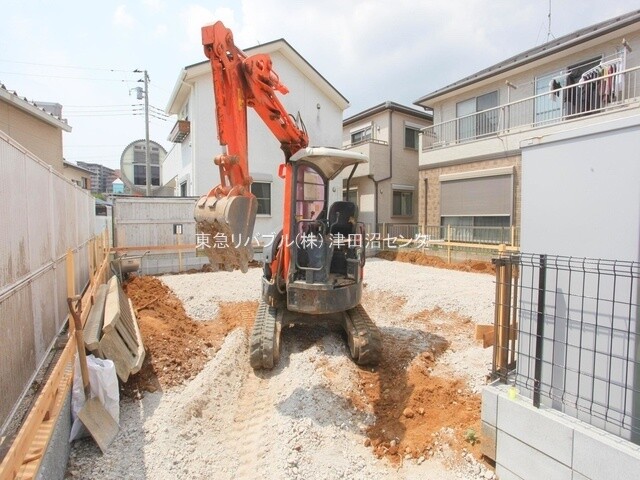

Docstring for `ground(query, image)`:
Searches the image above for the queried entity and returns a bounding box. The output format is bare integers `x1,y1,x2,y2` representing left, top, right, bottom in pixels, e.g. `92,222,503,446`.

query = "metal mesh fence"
492,253,640,443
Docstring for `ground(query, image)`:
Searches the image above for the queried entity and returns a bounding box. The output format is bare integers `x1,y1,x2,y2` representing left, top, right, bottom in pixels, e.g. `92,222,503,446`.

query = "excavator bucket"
195,194,258,273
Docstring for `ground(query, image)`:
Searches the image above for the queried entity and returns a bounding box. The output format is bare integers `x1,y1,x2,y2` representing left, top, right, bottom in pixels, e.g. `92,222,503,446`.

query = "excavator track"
343,304,383,366
250,301,281,370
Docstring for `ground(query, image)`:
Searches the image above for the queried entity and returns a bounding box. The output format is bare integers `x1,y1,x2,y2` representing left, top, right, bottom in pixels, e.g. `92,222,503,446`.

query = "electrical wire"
0,58,135,73
0,70,138,82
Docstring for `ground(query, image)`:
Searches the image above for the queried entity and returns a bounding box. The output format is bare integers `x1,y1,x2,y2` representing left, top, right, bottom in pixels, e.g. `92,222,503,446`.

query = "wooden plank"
474,324,493,341
111,244,196,253
102,277,120,334
84,284,108,355
0,341,74,479
99,331,132,382
482,331,495,349
129,299,146,375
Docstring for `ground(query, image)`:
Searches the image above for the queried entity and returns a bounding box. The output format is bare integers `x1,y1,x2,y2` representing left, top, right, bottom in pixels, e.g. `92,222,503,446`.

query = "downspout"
367,105,393,231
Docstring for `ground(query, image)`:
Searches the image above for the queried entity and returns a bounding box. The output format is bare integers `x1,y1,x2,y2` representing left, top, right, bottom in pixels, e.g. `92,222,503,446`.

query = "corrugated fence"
0,133,95,435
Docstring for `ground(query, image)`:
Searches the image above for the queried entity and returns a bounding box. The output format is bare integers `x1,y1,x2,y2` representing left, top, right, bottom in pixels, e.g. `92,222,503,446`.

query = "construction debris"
85,276,145,383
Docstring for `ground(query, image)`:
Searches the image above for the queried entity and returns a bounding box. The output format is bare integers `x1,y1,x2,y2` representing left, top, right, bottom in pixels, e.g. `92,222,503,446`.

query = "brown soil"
121,274,486,468
377,250,495,275
352,306,484,465
121,275,257,398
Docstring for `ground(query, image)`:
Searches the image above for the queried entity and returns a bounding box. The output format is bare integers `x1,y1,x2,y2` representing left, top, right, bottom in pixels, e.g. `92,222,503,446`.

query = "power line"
65,104,137,108
0,70,138,82
0,58,134,73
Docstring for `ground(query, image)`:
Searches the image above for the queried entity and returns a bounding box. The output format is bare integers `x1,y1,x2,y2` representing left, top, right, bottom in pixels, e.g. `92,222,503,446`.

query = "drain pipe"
368,105,394,232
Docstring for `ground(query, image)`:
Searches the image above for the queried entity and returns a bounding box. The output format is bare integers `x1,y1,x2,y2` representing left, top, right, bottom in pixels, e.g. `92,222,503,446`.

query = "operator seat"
328,201,357,237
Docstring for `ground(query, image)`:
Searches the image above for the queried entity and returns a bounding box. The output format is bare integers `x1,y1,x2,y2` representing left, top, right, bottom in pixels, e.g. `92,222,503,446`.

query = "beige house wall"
418,155,521,228
344,105,431,227
62,164,91,190
0,101,65,172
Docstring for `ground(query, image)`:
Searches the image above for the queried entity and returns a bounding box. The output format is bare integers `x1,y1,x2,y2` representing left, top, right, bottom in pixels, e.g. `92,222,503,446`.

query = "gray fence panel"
0,133,96,434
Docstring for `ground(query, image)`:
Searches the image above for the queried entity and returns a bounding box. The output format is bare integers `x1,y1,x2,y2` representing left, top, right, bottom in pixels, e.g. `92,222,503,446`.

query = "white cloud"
143,0,165,12
179,5,237,54
153,24,168,39
113,5,136,29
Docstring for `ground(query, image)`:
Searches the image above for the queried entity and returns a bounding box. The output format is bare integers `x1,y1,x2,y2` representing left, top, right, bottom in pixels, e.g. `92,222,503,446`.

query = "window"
132,145,160,186
534,57,600,124
392,190,413,216
180,181,188,197
343,187,358,204
251,182,271,215
456,91,498,141
295,166,325,219
441,216,510,243
404,126,420,149
350,126,372,145
133,165,160,186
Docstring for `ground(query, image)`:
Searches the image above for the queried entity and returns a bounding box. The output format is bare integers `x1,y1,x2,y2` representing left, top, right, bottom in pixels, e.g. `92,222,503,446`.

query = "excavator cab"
253,148,382,370
287,147,367,313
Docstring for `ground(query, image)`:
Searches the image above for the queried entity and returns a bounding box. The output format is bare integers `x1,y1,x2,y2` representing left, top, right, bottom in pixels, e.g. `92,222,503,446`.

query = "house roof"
166,37,349,114
0,83,72,132
63,160,92,174
343,101,432,126
414,9,640,106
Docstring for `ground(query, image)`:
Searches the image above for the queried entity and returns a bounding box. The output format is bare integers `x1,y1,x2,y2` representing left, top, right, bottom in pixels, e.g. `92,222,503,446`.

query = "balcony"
343,139,389,178
168,119,190,143
421,65,640,154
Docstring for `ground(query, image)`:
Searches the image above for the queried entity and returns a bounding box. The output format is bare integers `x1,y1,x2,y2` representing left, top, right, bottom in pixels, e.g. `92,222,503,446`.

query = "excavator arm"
195,21,309,272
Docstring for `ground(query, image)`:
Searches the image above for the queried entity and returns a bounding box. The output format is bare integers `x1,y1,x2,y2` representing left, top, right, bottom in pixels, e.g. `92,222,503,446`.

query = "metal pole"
144,70,151,197
533,254,547,408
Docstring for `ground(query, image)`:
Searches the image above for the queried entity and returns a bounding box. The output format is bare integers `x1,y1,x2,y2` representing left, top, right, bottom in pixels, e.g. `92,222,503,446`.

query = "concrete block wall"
482,383,640,480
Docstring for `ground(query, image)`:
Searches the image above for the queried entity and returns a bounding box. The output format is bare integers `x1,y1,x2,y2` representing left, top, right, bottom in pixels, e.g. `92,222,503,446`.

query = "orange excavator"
195,21,382,369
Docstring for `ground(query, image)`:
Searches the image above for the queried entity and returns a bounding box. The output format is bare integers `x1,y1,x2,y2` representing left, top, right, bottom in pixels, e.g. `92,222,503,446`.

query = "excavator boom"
195,21,308,272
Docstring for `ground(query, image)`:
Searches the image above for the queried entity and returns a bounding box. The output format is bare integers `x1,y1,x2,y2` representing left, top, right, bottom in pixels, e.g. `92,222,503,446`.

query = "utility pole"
143,70,151,197
133,69,151,196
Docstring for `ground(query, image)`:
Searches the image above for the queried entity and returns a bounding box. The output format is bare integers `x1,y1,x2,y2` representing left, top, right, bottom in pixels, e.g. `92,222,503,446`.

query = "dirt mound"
121,275,257,397
353,307,483,464
377,250,495,275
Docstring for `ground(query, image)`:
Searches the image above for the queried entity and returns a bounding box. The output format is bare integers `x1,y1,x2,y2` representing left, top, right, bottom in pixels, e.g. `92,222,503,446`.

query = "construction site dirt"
67,254,497,479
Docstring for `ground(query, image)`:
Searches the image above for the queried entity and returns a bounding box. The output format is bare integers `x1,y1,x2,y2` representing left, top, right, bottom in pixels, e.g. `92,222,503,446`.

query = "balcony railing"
422,65,640,150
344,138,388,149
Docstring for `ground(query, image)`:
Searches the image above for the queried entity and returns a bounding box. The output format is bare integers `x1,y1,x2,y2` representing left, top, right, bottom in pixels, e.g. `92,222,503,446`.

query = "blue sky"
1,0,638,170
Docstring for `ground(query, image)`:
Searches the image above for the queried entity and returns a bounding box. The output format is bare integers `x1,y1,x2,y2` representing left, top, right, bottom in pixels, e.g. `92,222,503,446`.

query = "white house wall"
520,115,640,260
184,50,345,238
162,143,194,195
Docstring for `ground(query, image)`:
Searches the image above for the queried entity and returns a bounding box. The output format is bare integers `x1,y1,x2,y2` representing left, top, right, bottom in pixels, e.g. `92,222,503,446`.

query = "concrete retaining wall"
482,383,640,480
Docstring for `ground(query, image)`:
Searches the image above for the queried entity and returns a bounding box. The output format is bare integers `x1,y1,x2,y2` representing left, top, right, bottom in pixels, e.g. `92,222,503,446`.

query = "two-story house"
341,102,432,235
413,11,640,480
164,37,349,238
0,84,73,174
415,10,640,247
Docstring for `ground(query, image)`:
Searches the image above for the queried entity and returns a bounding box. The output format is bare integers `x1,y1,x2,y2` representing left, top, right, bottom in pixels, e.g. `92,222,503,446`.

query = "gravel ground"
67,258,496,479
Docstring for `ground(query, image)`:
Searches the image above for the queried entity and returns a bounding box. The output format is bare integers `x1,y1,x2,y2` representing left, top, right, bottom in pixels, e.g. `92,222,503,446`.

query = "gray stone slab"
497,394,574,466
496,463,525,480
573,429,640,480
481,420,497,460
482,384,498,427
572,472,589,480
496,430,572,480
